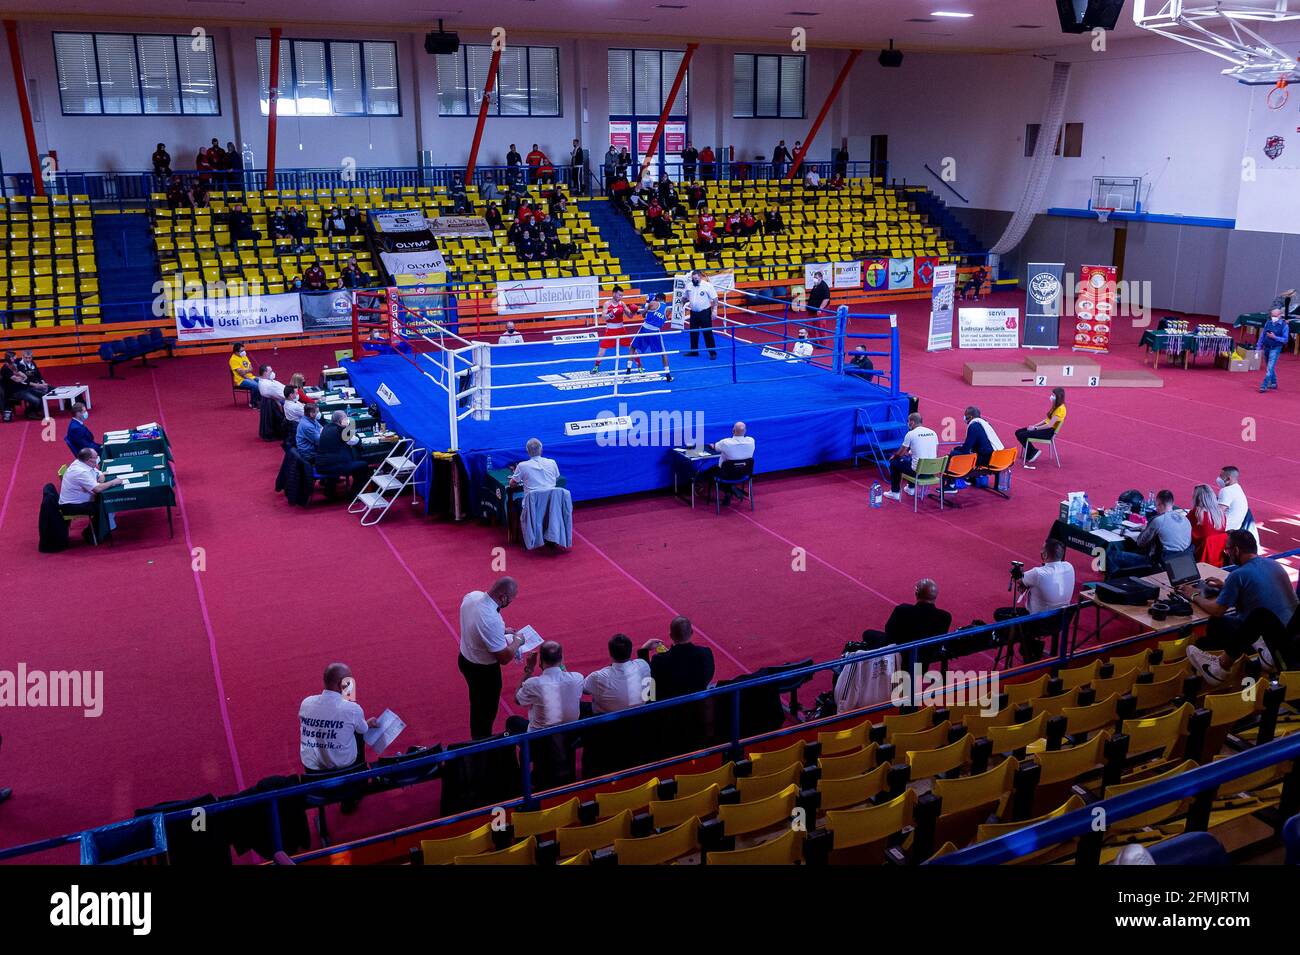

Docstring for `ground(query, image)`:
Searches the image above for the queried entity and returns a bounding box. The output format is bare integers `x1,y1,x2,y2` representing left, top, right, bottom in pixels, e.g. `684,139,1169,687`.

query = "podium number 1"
1062,365,1074,377
1034,375,1048,386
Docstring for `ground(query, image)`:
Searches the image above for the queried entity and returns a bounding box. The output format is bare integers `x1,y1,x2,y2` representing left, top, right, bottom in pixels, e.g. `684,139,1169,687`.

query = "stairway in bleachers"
899,188,983,256
582,199,668,282
93,212,162,322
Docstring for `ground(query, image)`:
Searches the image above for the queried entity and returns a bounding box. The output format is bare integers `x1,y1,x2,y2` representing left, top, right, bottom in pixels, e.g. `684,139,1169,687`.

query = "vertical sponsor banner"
636,122,660,180
927,264,956,352
608,121,632,153
1023,262,1065,349
664,122,687,158
1073,264,1117,353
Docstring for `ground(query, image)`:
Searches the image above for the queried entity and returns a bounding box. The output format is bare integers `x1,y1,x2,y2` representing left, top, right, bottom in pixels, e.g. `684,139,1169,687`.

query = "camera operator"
998,540,1076,662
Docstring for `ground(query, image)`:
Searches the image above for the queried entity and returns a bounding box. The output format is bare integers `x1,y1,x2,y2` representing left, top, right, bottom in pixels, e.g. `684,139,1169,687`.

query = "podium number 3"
1087,375,1100,387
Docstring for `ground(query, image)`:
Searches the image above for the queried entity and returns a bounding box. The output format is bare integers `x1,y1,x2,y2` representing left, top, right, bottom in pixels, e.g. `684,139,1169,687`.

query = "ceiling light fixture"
930,10,974,17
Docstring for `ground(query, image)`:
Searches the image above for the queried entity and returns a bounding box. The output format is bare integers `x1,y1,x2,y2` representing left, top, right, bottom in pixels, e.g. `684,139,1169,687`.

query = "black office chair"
711,458,755,514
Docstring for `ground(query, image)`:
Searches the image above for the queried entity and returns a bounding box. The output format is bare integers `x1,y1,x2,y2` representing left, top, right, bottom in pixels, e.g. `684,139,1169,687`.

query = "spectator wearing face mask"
257,365,285,402
65,402,99,457
791,328,814,359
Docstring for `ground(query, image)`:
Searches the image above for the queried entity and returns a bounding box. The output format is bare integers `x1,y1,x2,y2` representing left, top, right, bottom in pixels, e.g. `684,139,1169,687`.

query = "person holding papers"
299,662,379,813
507,640,584,786
883,413,938,502
58,448,125,544
458,578,529,739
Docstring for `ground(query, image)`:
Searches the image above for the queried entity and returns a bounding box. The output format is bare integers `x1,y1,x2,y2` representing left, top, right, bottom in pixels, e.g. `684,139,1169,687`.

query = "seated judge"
256,365,286,403
316,411,373,497
65,403,99,457
952,405,1004,468
791,328,814,359
295,403,323,462
58,448,124,542
703,422,755,506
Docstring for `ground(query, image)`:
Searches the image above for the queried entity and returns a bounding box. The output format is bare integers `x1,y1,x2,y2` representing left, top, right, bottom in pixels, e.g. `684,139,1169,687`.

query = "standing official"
458,577,527,739
684,270,719,359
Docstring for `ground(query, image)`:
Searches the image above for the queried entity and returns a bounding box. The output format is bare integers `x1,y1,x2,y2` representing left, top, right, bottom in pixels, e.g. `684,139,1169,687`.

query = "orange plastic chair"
940,453,977,508
978,448,1017,499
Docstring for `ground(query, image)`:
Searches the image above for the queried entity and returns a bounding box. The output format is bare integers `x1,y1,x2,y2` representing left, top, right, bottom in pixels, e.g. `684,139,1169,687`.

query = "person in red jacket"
695,209,719,255
525,144,553,183
1190,483,1230,566
698,145,716,180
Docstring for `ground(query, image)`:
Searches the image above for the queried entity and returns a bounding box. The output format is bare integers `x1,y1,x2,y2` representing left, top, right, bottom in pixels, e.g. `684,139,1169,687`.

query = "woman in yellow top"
229,342,261,408
1015,386,1065,468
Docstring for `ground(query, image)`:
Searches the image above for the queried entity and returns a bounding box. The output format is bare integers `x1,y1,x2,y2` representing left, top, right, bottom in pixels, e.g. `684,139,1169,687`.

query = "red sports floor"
2,291,1298,858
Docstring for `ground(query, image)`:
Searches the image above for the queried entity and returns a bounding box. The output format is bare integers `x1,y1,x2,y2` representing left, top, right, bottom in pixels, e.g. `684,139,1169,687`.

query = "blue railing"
2,545,1289,867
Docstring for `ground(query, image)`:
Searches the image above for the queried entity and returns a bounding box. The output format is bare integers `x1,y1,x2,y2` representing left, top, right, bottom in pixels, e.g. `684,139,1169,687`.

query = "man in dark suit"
952,405,1004,468
638,615,714,700
316,411,372,498
65,403,99,457
862,579,953,667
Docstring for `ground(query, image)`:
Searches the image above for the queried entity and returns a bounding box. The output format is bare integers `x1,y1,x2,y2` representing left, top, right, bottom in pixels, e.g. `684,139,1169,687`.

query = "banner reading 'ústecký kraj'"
1023,262,1065,348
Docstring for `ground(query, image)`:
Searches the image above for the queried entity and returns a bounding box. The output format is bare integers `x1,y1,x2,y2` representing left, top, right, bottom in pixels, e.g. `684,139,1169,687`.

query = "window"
436,45,560,117
733,54,803,118
53,32,219,115
608,49,689,116
1024,122,1083,158
256,37,400,116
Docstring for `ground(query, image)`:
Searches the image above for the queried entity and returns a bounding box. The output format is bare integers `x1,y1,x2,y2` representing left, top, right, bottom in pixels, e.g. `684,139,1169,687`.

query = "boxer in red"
591,287,639,375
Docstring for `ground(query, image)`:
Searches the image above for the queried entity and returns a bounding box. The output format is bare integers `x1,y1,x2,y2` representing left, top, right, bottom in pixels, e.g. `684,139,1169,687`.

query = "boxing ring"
343,282,908,508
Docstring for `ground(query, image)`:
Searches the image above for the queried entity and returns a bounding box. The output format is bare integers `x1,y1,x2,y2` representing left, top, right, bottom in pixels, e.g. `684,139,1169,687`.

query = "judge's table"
1073,562,1229,650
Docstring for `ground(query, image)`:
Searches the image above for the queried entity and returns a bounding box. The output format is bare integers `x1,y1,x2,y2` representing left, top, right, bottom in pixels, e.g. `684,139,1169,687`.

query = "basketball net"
1095,207,1113,223
1268,76,1289,110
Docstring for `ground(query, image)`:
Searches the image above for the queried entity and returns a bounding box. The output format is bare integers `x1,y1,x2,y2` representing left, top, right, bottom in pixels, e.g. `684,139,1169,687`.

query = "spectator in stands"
1015,387,1066,468
835,630,901,712
303,260,328,292
687,181,707,210
616,145,632,178
224,141,242,180
682,141,699,181
868,577,952,650
506,143,523,183
763,208,785,234
298,662,379,813
643,198,665,233
269,208,290,241
960,265,988,301
295,402,322,461
952,405,1003,469
65,403,99,457
1191,483,1230,567
282,385,305,425
343,205,364,236
637,616,714,699
484,201,504,230
698,145,716,180
506,640,584,734
340,256,368,289
1111,489,1193,573
657,174,683,215
316,411,372,498
694,210,719,257
205,137,225,170
650,207,674,241
828,172,846,190
739,208,758,237
724,209,742,236
1,353,48,415
847,345,875,378
165,175,190,210
458,577,528,739
257,365,286,404
498,322,524,345
58,448,124,541
526,143,553,183
585,634,651,714
189,178,210,209
806,270,831,315
229,343,261,407
835,144,850,178
152,143,172,177
226,201,258,246
286,206,315,253
804,166,822,189
609,175,633,216
883,412,937,502
547,187,568,222
289,275,304,291
772,140,791,178
517,228,542,262
1185,530,1298,685
14,349,45,384
324,206,348,240
194,146,212,179
603,146,619,194
570,139,588,193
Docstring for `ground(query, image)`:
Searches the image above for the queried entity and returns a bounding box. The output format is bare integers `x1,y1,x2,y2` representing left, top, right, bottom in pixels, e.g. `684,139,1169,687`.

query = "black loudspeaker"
424,31,460,55
878,47,903,68
1056,0,1125,34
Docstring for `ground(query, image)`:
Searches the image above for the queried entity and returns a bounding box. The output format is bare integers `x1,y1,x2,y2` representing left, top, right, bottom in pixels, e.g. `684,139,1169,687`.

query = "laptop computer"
1163,550,1201,589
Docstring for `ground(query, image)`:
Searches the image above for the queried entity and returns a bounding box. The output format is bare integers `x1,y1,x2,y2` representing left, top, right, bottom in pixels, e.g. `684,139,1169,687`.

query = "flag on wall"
864,258,889,291
887,258,914,290
914,256,938,288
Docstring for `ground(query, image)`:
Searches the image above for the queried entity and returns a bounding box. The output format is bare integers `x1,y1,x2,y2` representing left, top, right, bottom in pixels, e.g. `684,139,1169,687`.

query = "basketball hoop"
1268,77,1289,110
1095,207,1114,223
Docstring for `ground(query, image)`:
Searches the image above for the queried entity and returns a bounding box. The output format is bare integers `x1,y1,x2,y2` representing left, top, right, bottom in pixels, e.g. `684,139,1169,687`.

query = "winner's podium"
963,354,1161,388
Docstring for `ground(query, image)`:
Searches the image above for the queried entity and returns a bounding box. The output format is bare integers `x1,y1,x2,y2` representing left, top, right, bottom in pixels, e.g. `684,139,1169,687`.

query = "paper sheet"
515,625,544,655
104,465,134,474
363,709,405,757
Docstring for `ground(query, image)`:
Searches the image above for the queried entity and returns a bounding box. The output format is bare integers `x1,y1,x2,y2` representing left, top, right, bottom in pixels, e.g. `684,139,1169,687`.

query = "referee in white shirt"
508,438,560,492
684,269,719,358
458,577,527,739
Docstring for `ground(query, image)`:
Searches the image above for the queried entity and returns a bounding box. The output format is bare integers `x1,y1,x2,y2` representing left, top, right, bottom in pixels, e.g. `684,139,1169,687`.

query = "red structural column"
266,26,282,190
636,43,698,184
787,49,861,181
4,20,44,197
464,46,504,185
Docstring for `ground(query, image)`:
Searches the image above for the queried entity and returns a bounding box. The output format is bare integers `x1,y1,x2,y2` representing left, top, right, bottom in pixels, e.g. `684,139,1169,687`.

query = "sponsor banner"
1073,264,1116,353
543,370,667,392
174,292,303,341
378,230,437,254
371,210,428,233
608,121,632,153
671,270,734,328
664,122,687,157
393,272,445,289
376,383,401,406
887,257,915,290
761,345,794,361
565,415,633,437
864,257,889,291
914,256,938,288
804,261,862,291
495,275,600,316
927,264,957,352
551,331,599,344
429,216,491,238
1024,262,1064,348
381,250,448,281
958,307,1021,349
300,289,355,331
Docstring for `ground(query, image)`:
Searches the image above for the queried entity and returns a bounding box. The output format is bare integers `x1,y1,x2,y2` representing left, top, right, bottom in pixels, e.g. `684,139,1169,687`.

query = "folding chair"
902,456,949,511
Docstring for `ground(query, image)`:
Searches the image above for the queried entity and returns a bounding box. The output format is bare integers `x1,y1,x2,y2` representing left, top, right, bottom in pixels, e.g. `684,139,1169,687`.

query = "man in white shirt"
509,641,584,732
282,385,305,423
509,437,560,492
498,321,525,345
711,421,755,462
1022,540,1076,613
58,447,125,542
791,328,814,359
1216,466,1251,534
804,168,822,188
884,413,938,501
684,270,719,359
458,578,528,739
706,421,755,506
583,634,652,714
256,365,286,402
299,662,379,812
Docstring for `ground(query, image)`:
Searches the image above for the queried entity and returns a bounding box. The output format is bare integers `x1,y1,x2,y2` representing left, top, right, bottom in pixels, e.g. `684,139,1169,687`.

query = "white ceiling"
7,0,1161,53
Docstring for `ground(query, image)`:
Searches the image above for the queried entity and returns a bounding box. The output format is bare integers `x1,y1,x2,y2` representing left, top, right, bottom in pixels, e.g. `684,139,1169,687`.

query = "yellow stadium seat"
707,827,804,865
418,822,494,865
454,835,537,866
650,783,720,831
613,817,700,865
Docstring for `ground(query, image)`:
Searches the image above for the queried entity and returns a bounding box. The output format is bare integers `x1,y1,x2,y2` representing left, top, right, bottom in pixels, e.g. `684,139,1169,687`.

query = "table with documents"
482,467,569,540
1073,562,1229,650
671,447,721,508
101,424,172,462
98,452,176,540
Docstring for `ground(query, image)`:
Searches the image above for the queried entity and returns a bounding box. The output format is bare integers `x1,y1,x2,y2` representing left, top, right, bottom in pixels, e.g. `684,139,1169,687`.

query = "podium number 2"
1034,375,1047,386
1087,375,1100,387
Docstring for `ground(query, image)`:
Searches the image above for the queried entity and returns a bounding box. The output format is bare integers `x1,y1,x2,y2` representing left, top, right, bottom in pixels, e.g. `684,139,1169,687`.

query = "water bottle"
870,482,883,509
486,455,493,473
1081,492,1092,529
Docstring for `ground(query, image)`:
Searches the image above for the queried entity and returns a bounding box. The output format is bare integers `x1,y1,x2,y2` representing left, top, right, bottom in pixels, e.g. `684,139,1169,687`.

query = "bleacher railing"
3,545,1295,864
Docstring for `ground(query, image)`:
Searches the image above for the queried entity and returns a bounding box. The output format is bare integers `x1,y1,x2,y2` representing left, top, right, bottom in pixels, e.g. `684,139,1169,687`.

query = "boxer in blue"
628,292,674,380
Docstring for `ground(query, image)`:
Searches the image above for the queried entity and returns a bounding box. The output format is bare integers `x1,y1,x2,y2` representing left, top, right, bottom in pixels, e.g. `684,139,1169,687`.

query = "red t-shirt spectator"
698,147,715,165
1191,509,1229,567
304,265,327,291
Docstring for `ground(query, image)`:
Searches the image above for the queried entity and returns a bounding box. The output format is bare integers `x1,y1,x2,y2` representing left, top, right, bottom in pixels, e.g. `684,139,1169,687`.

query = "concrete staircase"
581,199,668,282
92,213,162,322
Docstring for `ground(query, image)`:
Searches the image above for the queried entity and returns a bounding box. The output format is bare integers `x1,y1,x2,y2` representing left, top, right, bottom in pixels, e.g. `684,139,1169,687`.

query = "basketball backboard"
1089,176,1142,213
